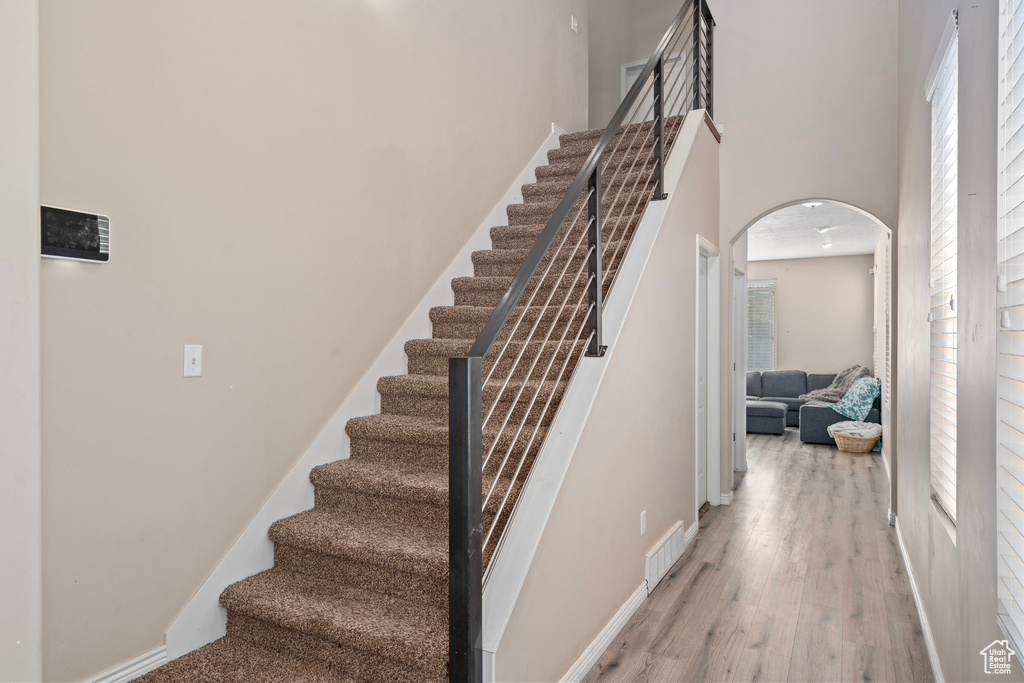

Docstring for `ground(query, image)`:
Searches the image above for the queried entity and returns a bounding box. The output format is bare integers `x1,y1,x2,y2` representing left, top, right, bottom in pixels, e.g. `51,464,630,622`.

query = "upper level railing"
448,1,714,679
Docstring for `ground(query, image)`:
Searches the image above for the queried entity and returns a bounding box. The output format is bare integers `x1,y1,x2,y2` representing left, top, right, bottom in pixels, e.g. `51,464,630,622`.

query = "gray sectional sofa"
746,370,881,445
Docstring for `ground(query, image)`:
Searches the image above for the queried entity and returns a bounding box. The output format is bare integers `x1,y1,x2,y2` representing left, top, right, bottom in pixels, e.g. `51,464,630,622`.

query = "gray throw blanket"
799,364,871,403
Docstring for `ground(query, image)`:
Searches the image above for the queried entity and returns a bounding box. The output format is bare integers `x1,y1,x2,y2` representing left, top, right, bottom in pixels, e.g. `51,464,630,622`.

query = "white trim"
552,122,567,137
482,649,496,683
86,646,167,683
165,125,567,660
719,491,733,505
894,518,945,682
696,236,722,511
732,267,748,472
645,521,697,594
481,112,708,654
560,582,648,683
924,10,958,100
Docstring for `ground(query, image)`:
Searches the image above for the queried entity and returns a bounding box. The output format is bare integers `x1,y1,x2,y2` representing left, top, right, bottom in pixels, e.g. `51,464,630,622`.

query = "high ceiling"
747,203,883,262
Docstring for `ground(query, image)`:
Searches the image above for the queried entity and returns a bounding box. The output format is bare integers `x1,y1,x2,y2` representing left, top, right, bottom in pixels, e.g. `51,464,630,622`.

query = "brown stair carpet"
137,116,682,682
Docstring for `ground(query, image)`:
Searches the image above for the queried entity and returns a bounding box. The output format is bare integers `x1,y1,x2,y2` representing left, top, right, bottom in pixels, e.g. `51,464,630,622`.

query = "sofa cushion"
800,402,881,445
762,396,806,411
761,371,808,398
808,373,837,393
746,371,762,397
746,400,787,417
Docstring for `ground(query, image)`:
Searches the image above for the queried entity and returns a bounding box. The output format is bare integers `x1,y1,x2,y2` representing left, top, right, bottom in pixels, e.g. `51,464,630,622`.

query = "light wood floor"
583,429,934,683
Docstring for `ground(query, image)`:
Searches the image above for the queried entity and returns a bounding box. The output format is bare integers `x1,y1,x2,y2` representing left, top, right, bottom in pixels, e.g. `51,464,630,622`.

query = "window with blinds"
998,0,1024,652
926,14,958,524
747,280,775,373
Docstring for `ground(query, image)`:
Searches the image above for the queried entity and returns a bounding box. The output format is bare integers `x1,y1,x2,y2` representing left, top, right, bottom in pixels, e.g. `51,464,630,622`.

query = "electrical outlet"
571,15,578,33
640,510,647,536
184,345,202,378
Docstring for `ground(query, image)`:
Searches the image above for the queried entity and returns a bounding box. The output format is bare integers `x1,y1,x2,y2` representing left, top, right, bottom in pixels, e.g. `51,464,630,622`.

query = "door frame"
695,236,722,515
733,267,748,472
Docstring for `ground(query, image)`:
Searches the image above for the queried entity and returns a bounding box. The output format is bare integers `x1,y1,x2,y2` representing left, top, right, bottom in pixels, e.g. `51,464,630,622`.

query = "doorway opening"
729,200,894,514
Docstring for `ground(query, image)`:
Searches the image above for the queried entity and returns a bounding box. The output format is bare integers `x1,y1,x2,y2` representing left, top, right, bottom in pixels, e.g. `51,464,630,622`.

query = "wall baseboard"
719,491,734,505
894,518,945,682
164,124,566,661
645,520,698,594
560,582,647,683
86,646,167,683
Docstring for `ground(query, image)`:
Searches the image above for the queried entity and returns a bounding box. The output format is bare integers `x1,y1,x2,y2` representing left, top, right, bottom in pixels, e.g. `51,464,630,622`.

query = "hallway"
584,431,934,682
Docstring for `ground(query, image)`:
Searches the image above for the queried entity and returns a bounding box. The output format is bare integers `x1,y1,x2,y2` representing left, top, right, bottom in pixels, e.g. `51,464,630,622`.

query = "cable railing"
448,1,714,679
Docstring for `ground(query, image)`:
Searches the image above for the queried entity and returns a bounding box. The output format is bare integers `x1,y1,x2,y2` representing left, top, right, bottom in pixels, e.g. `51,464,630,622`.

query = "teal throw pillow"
832,377,880,421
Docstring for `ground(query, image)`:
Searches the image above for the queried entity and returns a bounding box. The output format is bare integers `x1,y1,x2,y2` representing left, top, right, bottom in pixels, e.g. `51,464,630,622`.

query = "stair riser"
312,486,447,532
381,384,566,424
349,433,546,470
311,477,507,541
550,120,681,163
507,193,649,227
521,174,654,203
473,242,629,277
407,340,580,377
536,155,659,182
225,613,444,682
273,545,447,610
430,307,589,341
453,279,614,308
489,219,640,250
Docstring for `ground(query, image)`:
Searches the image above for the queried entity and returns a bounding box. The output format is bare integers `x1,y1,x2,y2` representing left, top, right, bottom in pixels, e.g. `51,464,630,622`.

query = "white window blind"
998,0,1024,652
747,280,775,373
927,16,958,524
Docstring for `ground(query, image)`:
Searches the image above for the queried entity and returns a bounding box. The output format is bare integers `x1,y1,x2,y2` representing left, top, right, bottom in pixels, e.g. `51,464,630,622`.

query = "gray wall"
0,2,41,681
895,1,1008,680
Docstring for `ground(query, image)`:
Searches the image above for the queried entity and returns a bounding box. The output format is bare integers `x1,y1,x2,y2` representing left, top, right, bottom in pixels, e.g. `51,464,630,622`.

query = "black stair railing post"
448,355,483,683
692,0,701,112
586,167,607,357
652,55,668,201
704,1,715,118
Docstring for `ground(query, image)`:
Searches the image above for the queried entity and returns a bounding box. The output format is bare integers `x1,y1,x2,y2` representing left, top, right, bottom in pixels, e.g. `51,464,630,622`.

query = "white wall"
38,2,588,679
896,2,1006,680
0,2,42,681
747,254,875,375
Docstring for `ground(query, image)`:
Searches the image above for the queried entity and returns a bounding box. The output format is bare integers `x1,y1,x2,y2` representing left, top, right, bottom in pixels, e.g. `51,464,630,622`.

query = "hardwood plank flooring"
583,429,934,682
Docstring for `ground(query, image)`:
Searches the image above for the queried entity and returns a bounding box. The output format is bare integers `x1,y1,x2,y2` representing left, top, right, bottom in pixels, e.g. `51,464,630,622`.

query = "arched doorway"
728,199,895,520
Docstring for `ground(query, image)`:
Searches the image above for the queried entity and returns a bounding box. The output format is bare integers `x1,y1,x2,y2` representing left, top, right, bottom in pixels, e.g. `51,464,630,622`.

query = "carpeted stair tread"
471,238,628,264
220,569,447,674
133,636,340,683
345,413,448,447
311,456,451,507
345,411,556,453
379,373,564,400
535,154,659,181
269,508,446,577
521,169,653,202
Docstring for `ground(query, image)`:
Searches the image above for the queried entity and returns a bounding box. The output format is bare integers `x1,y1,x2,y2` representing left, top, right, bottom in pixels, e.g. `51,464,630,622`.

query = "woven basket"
829,428,879,453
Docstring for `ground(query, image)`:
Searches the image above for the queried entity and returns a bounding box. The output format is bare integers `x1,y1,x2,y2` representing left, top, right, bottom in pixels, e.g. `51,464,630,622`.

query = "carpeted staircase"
138,118,678,682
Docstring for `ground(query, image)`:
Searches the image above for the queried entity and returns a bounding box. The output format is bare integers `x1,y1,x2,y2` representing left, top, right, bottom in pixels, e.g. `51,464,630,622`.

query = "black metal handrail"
449,2,714,679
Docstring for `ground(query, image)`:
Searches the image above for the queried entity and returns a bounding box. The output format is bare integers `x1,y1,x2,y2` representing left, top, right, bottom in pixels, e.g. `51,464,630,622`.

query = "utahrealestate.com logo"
981,639,1015,675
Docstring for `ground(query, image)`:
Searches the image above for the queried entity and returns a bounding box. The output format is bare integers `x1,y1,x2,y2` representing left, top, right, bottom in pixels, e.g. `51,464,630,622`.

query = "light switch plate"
184,345,202,378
